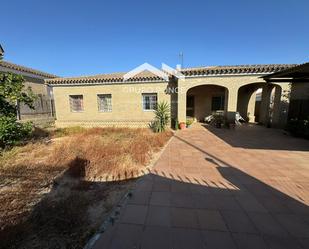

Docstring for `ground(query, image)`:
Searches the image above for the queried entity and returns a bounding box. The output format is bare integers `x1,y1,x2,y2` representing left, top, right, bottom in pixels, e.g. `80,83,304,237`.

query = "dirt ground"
0,127,172,249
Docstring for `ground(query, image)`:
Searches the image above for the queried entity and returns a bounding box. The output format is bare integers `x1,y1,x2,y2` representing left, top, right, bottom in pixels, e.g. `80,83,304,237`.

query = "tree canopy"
0,72,35,117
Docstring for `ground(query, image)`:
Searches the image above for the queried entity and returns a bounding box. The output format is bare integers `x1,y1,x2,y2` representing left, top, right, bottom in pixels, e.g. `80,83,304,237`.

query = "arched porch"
236,83,288,127
186,85,228,121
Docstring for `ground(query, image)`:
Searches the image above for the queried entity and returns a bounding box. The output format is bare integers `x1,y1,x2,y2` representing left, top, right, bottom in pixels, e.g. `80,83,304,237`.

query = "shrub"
0,116,33,148
151,101,170,133
286,119,309,139
186,119,194,127
0,72,35,148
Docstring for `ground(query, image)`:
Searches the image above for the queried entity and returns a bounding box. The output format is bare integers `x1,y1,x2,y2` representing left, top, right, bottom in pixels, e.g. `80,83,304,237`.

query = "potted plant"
186,119,193,128
179,122,186,130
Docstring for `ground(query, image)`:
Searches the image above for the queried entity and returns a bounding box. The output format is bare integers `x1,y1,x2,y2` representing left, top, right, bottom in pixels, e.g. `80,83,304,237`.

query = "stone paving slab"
93,124,309,249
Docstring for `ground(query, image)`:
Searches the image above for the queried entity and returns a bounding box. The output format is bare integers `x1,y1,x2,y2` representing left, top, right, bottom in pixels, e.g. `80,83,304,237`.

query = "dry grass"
0,127,172,249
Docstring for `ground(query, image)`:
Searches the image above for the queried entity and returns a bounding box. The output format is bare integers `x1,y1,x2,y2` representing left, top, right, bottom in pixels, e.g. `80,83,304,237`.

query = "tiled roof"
180,64,297,76
46,64,299,86
0,60,57,78
263,62,309,80
46,70,167,85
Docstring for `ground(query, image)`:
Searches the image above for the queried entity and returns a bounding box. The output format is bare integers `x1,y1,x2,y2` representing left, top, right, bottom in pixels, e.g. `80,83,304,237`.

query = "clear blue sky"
1,0,309,77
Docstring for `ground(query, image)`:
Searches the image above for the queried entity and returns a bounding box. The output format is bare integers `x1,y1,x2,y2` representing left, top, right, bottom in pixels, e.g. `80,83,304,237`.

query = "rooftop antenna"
179,52,184,68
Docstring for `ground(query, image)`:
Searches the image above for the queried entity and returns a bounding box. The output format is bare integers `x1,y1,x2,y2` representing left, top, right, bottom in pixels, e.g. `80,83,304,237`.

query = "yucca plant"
151,101,170,133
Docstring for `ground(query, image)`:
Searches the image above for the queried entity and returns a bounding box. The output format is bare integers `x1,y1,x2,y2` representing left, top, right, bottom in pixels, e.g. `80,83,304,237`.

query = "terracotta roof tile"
0,60,57,78
46,64,298,86
46,70,167,85
180,64,297,76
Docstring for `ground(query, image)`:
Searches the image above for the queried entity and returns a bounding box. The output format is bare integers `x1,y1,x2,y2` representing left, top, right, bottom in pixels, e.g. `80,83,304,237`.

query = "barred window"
97,94,112,112
69,95,84,112
142,93,157,111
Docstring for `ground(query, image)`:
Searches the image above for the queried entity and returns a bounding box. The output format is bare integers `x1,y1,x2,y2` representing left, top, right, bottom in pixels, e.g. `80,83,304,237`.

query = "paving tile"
171,181,191,193
153,180,171,192
193,194,217,209
127,190,151,205
244,183,275,197
210,187,234,197
92,224,117,249
93,124,309,249
254,196,292,214
299,238,309,248
120,204,148,225
283,199,309,216
235,194,268,213
221,210,258,233
232,233,267,249
109,224,143,249
171,228,205,249
136,179,153,191
171,192,194,208
171,207,199,229
149,191,171,206
196,209,228,231
213,196,242,211
274,213,309,238
247,212,289,237
201,230,237,249
263,235,304,249
190,184,212,195
141,226,172,249
146,205,171,227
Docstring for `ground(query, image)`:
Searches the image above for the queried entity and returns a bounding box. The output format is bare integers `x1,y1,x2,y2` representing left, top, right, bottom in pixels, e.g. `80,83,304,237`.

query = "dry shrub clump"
51,127,172,180
0,127,172,249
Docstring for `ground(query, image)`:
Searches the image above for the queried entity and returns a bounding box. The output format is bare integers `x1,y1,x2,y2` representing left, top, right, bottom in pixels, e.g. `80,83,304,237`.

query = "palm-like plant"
151,101,170,132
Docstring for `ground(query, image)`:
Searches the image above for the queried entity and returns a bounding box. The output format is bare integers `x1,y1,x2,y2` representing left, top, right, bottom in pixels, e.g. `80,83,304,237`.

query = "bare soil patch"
0,127,172,249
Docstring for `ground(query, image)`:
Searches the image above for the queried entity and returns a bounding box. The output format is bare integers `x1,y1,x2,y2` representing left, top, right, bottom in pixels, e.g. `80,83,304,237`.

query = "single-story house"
0,60,57,123
46,63,308,128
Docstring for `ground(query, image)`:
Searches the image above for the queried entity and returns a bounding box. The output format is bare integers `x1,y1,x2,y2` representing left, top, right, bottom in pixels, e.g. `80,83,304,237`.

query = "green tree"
0,73,35,116
0,72,35,147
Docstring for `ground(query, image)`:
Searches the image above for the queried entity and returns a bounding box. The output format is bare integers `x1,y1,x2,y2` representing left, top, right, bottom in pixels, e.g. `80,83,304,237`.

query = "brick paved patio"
93,124,309,249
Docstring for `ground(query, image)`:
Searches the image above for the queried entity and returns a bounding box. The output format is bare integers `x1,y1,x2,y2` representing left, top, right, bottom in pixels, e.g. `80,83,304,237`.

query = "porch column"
259,85,273,125
271,84,290,127
226,88,238,122
247,91,257,122
177,79,187,123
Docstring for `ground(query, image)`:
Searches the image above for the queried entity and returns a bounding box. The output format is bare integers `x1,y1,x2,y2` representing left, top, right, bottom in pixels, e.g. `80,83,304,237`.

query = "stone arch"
236,82,283,125
236,82,265,122
186,84,229,121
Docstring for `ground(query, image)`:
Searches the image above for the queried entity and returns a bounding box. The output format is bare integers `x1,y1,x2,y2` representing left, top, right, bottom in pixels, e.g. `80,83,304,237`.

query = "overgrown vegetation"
0,127,172,249
0,72,35,148
150,101,170,132
286,118,309,139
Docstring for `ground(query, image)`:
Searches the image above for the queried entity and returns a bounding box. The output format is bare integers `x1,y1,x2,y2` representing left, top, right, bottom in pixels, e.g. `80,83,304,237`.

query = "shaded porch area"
186,85,228,121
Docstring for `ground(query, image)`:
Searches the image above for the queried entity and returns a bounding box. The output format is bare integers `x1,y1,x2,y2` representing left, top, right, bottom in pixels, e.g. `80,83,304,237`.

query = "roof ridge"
0,60,58,78
50,71,127,81
181,64,297,71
